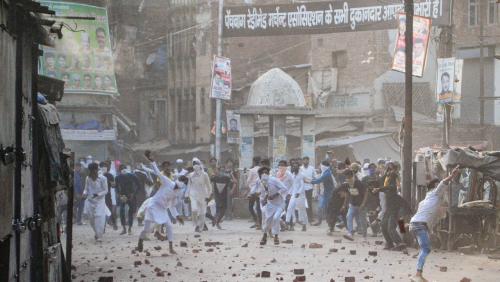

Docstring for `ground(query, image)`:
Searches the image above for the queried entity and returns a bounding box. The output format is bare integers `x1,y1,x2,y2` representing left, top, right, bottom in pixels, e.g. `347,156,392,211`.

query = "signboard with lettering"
223,0,450,37
40,1,118,95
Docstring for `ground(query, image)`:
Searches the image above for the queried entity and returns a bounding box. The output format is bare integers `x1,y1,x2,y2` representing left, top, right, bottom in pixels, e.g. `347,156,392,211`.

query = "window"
332,50,347,68
488,0,497,24
469,0,479,26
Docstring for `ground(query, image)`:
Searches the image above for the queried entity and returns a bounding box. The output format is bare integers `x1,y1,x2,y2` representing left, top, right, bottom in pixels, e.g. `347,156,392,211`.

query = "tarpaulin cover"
443,148,500,181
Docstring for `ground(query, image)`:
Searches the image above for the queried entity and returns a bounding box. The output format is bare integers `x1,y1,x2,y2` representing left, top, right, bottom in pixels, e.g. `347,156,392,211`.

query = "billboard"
391,14,431,77
210,56,232,100
39,1,118,95
223,0,450,37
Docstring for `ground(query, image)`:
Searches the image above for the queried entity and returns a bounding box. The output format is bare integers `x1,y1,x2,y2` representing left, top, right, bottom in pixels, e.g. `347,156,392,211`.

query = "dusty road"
70,220,499,282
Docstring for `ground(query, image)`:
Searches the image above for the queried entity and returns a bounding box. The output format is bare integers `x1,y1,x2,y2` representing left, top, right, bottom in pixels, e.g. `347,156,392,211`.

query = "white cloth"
411,180,449,228
286,173,308,224
174,168,188,180
89,214,106,239
300,165,315,191
258,177,288,235
143,162,179,225
378,192,386,221
191,198,208,229
286,197,308,225
247,166,260,194
186,171,212,200
83,175,110,239
276,170,294,195
83,175,110,217
140,219,174,241
110,187,117,206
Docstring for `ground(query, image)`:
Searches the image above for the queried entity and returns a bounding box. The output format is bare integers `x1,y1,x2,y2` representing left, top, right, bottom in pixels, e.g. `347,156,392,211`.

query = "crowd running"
71,150,455,282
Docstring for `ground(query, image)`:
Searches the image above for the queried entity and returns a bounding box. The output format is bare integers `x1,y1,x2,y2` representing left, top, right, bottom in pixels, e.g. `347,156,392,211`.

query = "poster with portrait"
436,58,455,104
39,1,118,95
391,14,431,77
210,56,232,100
226,110,241,144
436,58,463,104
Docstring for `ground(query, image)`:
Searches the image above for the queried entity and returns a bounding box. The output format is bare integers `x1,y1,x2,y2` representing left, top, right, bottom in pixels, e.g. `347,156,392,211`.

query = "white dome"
247,68,306,107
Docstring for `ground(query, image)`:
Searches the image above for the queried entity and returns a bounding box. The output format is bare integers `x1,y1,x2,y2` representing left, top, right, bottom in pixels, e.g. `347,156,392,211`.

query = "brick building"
110,0,500,163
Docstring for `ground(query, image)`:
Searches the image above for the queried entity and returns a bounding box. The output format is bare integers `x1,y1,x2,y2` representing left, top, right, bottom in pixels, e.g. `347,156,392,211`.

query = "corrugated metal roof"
317,133,401,162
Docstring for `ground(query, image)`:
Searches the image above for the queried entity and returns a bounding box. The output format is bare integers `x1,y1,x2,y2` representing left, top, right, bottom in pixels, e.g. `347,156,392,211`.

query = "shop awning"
317,133,401,162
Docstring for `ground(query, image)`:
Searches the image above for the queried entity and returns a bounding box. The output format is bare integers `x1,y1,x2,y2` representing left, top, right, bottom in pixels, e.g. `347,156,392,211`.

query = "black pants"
381,199,402,247
215,187,228,223
326,201,346,232
105,193,117,227
119,197,136,228
74,196,85,224
248,195,262,224
305,189,313,221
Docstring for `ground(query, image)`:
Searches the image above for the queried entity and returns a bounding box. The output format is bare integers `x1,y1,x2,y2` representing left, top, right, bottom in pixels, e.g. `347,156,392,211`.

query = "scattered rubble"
309,243,323,249
294,269,304,275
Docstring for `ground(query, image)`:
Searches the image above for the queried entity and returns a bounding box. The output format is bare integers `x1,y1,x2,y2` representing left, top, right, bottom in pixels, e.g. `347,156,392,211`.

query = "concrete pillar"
267,116,273,158
239,114,254,169
271,115,287,168
301,116,316,166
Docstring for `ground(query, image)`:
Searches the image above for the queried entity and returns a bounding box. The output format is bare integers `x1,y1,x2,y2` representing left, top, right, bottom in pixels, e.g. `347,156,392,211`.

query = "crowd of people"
72,150,456,282
245,154,412,249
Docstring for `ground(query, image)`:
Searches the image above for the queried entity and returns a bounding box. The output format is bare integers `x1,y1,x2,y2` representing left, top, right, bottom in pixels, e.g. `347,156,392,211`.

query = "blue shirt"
311,168,337,194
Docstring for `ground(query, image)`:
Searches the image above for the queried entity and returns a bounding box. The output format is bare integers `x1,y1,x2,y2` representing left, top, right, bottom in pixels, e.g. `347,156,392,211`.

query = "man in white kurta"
257,167,289,245
186,160,212,232
285,162,308,231
137,157,185,254
83,163,110,242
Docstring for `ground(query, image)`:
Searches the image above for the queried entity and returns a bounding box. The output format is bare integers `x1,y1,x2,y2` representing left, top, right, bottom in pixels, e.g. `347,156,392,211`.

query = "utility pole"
479,0,485,126
402,0,413,204
439,12,454,148
215,0,223,161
